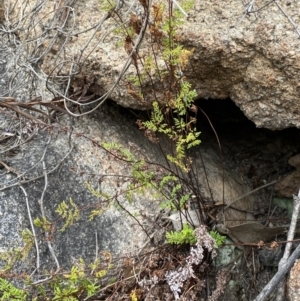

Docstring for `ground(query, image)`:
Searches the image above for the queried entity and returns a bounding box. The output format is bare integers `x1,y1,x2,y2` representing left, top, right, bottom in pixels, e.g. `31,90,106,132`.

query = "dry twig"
254,190,300,301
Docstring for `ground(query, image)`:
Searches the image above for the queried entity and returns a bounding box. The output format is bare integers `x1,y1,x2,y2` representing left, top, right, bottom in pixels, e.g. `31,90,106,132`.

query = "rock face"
287,259,300,301
0,105,162,272
0,101,257,273
0,2,4,23
3,0,300,129
184,0,300,130
0,29,256,269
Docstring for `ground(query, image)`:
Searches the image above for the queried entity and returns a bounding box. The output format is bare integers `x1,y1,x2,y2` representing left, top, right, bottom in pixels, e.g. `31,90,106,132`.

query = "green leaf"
166,223,197,245
56,198,80,232
209,230,226,247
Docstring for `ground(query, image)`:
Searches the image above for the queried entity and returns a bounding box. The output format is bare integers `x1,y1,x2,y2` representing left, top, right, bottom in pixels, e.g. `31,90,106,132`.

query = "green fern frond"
166,223,196,245
179,193,191,209
21,229,34,260
209,230,226,247
159,174,178,189
55,198,80,232
102,142,135,161
0,278,28,301
86,182,111,200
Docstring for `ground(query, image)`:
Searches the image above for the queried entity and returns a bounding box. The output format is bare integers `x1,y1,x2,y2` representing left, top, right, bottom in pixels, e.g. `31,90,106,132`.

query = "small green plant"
209,230,226,247
166,226,226,247
0,278,29,301
51,263,100,301
166,223,197,245
55,198,80,232
0,229,35,274
0,255,112,301
0,0,226,300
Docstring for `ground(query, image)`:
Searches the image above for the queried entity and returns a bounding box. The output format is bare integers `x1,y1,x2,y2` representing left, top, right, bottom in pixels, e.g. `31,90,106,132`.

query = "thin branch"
171,0,187,17
253,242,300,301
90,231,99,276
274,0,300,38
37,136,60,272
0,129,74,191
20,185,40,275
275,190,300,301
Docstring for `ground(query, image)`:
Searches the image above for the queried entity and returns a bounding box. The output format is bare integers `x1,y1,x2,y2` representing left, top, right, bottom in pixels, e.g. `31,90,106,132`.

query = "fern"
0,248,23,273
0,278,28,301
55,198,80,232
178,193,191,209
86,182,111,220
175,82,197,115
178,48,195,69
209,230,226,247
21,229,34,260
166,223,197,245
102,142,135,161
52,259,101,300
99,0,115,12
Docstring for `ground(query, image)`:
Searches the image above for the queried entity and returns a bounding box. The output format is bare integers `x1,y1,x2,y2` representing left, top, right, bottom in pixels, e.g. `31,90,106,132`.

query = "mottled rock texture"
183,0,300,130
287,259,300,301
0,101,255,266
0,104,162,271
3,0,300,129
0,2,4,23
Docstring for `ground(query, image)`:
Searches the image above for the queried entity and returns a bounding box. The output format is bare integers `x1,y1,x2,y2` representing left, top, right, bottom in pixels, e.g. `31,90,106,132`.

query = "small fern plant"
166,223,197,245
0,278,29,301
209,230,226,247
166,225,226,247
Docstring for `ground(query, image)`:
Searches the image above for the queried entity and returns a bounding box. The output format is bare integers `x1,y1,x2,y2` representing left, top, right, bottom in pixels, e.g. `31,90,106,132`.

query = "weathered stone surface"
191,146,256,228
0,106,163,272
0,2,4,23
4,0,300,129
0,107,256,270
287,259,300,301
0,26,257,275
178,0,300,130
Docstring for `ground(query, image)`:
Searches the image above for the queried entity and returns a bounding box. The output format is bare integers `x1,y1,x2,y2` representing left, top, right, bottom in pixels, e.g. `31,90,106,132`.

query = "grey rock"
0,105,164,274
214,238,242,268
258,245,284,267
